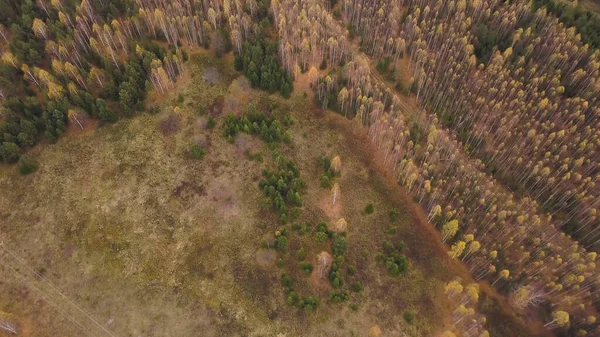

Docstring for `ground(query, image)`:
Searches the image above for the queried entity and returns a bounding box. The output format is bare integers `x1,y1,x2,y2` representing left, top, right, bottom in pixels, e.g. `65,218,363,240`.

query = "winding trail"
326,6,551,337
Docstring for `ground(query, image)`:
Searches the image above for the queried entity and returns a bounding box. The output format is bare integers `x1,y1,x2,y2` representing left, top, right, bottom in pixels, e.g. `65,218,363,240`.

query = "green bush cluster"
329,290,350,303
190,144,206,159
314,222,330,242
296,247,306,261
332,233,348,256
259,157,305,222
222,107,291,144
17,155,39,175
376,240,409,277
281,273,318,312
299,262,314,275
206,116,216,129
329,255,345,288
274,230,290,251
234,38,293,98
316,155,336,188
388,208,399,222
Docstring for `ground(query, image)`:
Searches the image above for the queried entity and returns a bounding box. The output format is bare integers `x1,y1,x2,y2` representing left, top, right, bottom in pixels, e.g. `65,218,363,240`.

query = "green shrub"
329,290,349,303
0,142,20,163
296,248,306,261
347,265,356,276
403,311,414,324
286,291,299,306
320,175,331,188
388,208,399,222
332,233,348,255
190,144,206,159
314,231,328,243
17,155,39,175
207,116,216,128
383,241,395,253
300,296,318,312
281,273,294,288
290,207,301,219
275,235,289,251
385,255,408,277
352,282,362,293
299,262,313,275
364,203,374,214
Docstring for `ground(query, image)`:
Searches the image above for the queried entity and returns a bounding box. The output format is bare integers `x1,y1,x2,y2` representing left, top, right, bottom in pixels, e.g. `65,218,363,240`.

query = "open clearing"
0,52,530,337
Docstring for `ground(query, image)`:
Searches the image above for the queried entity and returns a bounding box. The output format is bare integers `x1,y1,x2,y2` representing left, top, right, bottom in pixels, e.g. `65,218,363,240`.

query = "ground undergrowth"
0,51,530,337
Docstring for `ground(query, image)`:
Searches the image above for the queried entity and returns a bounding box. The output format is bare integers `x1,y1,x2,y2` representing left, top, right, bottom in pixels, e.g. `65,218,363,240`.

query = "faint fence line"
0,319,18,334
0,242,120,337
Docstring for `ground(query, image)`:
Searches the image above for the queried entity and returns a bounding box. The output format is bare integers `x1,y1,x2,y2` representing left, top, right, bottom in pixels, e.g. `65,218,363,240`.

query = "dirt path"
325,11,550,336
324,112,549,336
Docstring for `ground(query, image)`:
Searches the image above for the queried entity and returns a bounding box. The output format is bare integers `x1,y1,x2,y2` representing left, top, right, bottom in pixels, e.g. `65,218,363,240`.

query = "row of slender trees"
271,0,600,334
0,0,267,163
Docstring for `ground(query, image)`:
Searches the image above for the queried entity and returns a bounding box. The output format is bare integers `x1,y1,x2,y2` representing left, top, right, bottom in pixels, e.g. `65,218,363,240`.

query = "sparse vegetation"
0,0,575,335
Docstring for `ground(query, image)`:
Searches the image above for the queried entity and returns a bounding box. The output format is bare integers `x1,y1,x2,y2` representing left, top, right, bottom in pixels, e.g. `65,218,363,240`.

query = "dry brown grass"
0,51,531,337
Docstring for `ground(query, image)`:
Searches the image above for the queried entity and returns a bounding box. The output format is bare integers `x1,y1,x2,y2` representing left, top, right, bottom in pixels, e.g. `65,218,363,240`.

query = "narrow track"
0,242,119,337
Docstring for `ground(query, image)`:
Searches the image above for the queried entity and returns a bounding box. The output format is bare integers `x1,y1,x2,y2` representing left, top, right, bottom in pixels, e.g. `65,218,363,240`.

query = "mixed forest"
2,0,600,336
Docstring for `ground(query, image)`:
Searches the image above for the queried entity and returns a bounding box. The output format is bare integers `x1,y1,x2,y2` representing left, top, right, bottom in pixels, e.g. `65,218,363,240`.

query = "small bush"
347,265,356,276
190,144,206,159
299,262,313,275
320,175,331,188
296,248,306,261
314,231,328,243
329,290,349,303
403,311,414,324
18,155,39,175
385,254,408,277
275,235,289,251
207,116,216,129
300,296,318,312
378,240,409,276
364,203,374,214
332,233,348,255
352,282,362,293
389,208,399,222
281,273,294,288
290,207,301,219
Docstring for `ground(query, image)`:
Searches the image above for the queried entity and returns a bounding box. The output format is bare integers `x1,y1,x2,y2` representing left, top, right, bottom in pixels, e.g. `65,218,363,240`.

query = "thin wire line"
0,242,119,337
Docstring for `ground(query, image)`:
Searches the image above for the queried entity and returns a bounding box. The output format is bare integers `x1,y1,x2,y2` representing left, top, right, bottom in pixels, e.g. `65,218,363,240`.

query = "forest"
1,0,600,336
